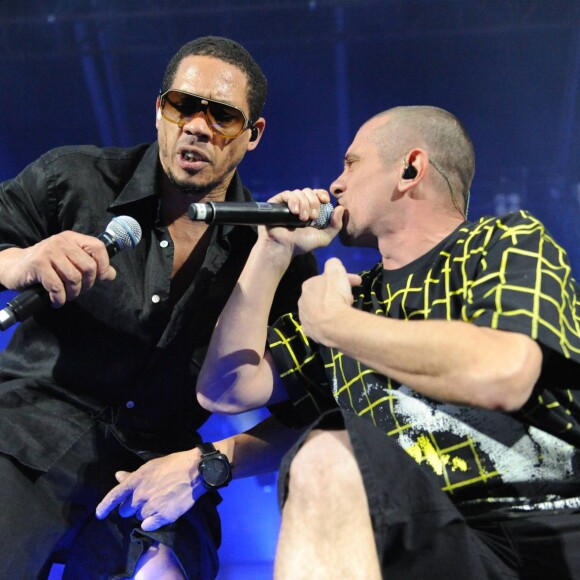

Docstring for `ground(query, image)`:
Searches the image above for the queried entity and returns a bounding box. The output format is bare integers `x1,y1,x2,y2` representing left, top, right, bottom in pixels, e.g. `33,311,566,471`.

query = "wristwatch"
197,442,233,490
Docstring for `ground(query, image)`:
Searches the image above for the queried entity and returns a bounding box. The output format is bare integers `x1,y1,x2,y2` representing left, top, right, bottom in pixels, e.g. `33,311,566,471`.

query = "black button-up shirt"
0,142,318,470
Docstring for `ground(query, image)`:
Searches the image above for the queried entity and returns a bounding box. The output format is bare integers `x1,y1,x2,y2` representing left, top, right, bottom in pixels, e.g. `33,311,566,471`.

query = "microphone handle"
0,234,119,331
0,285,48,329
188,202,308,227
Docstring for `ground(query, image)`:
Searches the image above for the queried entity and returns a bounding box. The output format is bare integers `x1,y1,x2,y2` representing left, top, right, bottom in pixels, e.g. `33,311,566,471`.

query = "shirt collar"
107,141,255,238
109,143,160,210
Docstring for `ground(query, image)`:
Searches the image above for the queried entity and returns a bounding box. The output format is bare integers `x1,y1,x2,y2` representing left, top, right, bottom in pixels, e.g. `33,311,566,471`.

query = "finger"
95,485,133,519
307,188,330,203
313,188,331,204
42,276,68,308
117,496,139,518
271,189,327,222
347,273,363,287
283,189,311,221
52,261,90,302
80,238,114,281
141,514,167,532
53,234,110,295
99,265,117,282
298,188,330,221
115,470,131,483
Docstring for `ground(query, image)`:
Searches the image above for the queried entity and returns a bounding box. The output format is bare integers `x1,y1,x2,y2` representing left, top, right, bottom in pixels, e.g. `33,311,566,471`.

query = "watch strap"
197,442,218,456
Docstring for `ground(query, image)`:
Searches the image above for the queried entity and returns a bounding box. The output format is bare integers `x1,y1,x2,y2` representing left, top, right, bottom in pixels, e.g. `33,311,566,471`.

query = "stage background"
1,1,579,577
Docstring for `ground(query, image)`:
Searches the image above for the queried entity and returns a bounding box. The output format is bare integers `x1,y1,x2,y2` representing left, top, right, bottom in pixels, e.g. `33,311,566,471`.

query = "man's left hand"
299,257,362,345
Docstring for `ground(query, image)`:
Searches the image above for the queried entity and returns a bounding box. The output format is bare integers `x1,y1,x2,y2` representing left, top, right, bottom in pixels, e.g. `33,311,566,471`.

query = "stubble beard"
338,215,375,248
163,146,240,198
338,228,356,247
166,168,227,197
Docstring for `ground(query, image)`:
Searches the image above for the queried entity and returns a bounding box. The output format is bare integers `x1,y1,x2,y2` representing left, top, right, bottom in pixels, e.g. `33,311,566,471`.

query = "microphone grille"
311,202,334,229
106,216,143,250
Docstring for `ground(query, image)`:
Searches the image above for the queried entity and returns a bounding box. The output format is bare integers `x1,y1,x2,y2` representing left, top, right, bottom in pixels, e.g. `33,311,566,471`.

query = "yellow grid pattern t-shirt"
268,211,580,505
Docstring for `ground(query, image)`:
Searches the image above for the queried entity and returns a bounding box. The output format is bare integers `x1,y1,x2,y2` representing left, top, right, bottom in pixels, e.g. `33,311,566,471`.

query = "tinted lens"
160,90,247,138
206,102,245,135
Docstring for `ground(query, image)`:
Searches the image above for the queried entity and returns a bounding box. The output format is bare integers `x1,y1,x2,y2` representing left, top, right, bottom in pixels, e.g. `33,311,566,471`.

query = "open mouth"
178,148,211,172
181,150,208,162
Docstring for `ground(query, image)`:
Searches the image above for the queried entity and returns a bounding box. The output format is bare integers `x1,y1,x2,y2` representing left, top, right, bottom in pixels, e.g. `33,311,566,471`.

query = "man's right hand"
259,188,344,256
0,231,116,307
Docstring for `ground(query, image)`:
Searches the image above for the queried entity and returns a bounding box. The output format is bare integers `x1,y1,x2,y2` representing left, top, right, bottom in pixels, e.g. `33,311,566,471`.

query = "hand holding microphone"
0,216,142,330
188,188,335,229
189,188,343,260
188,200,334,228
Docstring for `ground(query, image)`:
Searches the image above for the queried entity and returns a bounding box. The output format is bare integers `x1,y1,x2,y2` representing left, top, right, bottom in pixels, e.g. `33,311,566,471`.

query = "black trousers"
278,408,580,579
0,421,221,580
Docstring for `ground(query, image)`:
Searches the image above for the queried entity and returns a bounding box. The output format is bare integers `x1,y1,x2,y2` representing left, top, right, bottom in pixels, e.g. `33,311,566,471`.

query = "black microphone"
0,216,142,331
188,201,334,229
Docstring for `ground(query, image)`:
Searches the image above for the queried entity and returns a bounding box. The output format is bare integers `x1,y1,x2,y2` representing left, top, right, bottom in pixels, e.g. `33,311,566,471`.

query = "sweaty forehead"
173,56,249,106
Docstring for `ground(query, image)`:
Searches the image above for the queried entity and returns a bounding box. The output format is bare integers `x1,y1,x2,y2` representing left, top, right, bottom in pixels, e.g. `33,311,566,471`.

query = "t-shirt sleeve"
266,312,338,427
465,212,580,370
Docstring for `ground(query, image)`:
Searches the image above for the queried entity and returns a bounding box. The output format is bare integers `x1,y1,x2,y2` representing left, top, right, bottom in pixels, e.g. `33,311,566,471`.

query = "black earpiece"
249,127,259,142
402,164,417,180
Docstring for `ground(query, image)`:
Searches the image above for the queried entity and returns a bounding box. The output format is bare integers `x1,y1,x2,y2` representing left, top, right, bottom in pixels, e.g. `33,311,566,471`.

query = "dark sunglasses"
159,89,253,139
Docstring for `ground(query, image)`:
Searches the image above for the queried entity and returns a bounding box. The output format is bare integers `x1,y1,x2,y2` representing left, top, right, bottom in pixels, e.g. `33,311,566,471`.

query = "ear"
246,118,266,151
398,148,428,192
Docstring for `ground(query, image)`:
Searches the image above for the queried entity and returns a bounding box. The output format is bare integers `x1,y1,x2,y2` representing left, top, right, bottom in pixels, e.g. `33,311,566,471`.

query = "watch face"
201,457,230,487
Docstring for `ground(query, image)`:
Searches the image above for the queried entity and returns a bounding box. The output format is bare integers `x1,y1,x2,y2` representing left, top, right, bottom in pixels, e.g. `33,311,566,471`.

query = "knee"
133,542,185,580
286,429,363,505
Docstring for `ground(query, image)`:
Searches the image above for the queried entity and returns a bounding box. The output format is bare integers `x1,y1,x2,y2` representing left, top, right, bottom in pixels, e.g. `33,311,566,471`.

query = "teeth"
183,152,196,161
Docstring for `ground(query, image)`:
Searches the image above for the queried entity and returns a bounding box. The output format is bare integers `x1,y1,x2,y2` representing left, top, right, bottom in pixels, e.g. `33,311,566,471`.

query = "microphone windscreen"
105,216,142,251
311,203,334,229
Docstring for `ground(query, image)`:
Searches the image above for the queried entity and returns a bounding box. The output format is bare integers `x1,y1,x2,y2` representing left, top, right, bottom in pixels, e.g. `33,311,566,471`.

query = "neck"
378,211,464,270
159,171,233,225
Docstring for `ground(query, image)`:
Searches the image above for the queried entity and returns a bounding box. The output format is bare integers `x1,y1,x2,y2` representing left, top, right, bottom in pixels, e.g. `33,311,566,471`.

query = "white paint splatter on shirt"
394,385,575,483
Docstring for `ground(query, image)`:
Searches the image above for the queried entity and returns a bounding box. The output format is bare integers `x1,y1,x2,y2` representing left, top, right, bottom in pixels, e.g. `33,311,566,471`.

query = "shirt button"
151,294,160,303
160,240,169,248
126,400,135,409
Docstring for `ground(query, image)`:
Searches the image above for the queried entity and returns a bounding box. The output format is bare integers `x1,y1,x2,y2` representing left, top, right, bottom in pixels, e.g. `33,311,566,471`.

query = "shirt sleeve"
269,252,319,324
267,312,338,427
465,211,580,368
0,155,55,250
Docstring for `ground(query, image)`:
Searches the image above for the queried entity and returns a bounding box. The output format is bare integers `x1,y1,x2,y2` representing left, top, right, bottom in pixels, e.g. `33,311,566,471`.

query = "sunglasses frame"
158,89,254,139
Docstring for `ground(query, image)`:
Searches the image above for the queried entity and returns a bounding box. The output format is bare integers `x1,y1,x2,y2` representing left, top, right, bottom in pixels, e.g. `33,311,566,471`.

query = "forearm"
214,415,304,479
197,238,294,412
318,305,542,411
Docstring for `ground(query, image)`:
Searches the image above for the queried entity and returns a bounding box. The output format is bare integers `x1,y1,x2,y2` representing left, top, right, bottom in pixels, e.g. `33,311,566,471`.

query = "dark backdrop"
1,1,579,577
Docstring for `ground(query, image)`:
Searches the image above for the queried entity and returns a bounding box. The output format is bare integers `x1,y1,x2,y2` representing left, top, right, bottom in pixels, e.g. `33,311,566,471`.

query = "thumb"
324,258,361,286
324,258,360,301
323,257,347,275
329,205,345,230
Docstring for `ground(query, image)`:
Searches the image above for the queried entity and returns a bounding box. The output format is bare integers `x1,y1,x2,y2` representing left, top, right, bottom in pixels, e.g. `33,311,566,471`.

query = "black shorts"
0,421,221,580
278,408,580,579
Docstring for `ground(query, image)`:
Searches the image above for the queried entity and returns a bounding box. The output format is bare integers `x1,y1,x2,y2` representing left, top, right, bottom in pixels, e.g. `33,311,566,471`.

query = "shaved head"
369,106,475,211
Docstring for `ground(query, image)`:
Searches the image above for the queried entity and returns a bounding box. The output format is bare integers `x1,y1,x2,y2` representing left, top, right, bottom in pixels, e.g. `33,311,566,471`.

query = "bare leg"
274,429,381,580
132,542,186,580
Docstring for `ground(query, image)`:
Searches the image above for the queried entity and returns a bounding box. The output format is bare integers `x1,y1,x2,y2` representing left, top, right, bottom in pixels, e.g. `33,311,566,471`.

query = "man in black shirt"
197,106,580,577
0,36,317,578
